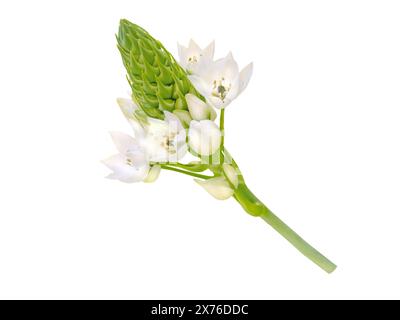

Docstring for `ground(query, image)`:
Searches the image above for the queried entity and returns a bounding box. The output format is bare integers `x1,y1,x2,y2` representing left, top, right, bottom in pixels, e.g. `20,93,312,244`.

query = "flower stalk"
234,180,337,273
219,108,225,164
160,164,213,180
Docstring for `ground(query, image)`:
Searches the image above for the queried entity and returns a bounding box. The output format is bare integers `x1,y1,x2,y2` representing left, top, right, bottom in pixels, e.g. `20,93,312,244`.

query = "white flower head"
189,52,253,109
102,132,150,183
117,98,187,163
178,39,215,74
141,111,187,163
188,120,221,156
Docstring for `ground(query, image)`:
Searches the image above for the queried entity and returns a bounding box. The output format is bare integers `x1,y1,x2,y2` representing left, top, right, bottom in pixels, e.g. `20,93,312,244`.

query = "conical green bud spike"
117,19,203,120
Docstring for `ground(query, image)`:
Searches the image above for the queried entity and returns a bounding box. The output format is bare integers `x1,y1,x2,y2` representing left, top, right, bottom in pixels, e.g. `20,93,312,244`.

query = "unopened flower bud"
188,120,221,156
195,177,233,200
144,165,161,183
186,94,217,121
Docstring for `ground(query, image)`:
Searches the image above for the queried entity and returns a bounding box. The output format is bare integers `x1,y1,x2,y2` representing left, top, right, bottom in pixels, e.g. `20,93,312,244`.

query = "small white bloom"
141,112,187,163
178,39,215,74
188,120,221,156
117,98,187,163
189,53,253,109
186,94,217,121
195,177,234,200
102,132,149,183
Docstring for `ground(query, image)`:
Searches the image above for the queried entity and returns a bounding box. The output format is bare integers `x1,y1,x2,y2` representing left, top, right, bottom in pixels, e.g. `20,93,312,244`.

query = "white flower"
102,132,152,183
188,120,221,156
195,177,234,200
178,39,215,74
117,98,187,163
189,53,253,109
185,94,217,121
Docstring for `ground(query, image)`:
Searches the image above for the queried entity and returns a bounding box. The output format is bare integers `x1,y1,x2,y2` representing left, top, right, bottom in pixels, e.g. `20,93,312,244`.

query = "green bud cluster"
117,19,203,120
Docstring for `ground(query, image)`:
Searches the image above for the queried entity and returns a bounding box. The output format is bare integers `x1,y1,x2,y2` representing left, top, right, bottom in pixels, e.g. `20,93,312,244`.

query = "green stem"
219,109,225,164
161,165,213,180
152,162,208,172
234,183,336,273
170,162,208,172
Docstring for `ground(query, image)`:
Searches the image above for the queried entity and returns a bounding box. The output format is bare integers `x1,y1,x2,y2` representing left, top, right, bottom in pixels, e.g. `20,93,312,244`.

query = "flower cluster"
104,40,252,200
104,20,336,273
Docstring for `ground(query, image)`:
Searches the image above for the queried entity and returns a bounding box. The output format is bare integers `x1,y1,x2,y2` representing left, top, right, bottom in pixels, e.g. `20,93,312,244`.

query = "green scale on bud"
117,19,203,122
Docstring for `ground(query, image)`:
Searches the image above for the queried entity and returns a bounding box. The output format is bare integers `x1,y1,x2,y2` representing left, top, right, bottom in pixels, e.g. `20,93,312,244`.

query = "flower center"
126,158,134,166
212,77,231,101
188,55,198,64
161,133,177,154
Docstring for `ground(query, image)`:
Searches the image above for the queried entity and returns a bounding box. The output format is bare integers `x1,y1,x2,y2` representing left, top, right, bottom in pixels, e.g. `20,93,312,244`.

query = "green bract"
117,19,203,120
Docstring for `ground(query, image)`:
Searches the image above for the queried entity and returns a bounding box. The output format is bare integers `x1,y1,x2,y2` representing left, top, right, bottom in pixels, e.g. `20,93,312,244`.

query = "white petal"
226,76,240,101
169,129,188,162
239,62,253,94
176,127,188,148
210,57,228,74
223,52,240,80
109,131,148,167
164,111,183,131
225,52,239,79
188,75,211,97
188,120,221,156
116,98,145,138
208,96,226,109
126,147,148,167
186,94,210,121
144,165,161,183
202,40,215,60
222,164,239,188
143,133,169,162
117,98,138,119
102,154,148,183
188,39,202,53
109,131,139,155
176,143,188,161
173,110,192,128
132,123,146,141
198,57,226,83
195,177,234,200
177,43,188,68
166,111,187,161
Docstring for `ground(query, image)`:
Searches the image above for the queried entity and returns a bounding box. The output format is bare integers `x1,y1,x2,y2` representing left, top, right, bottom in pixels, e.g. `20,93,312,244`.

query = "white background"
0,0,399,300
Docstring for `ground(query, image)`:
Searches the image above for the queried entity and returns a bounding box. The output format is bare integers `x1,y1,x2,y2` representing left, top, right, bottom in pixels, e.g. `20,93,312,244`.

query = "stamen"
126,158,134,166
188,56,198,64
161,133,178,154
212,77,231,101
